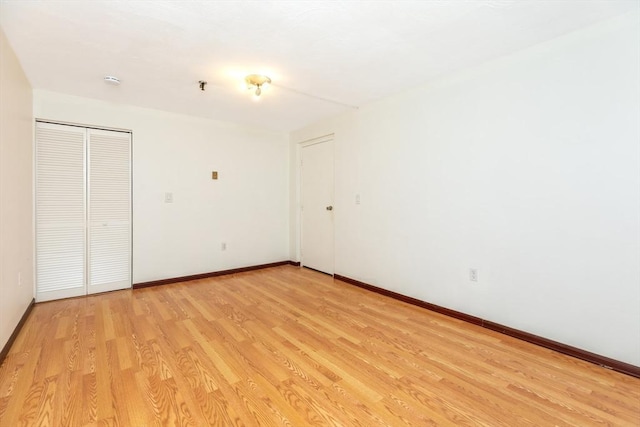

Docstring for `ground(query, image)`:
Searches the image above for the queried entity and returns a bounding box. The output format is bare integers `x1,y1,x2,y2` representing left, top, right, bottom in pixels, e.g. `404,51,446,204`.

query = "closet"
35,121,131,302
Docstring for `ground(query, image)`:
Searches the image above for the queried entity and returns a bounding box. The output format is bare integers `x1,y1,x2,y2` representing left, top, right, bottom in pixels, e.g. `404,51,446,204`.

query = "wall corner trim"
333,274,640,379
0,298,35,367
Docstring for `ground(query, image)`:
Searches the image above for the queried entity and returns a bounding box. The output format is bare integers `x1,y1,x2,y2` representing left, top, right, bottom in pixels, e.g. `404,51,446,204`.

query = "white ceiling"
0,1,637,132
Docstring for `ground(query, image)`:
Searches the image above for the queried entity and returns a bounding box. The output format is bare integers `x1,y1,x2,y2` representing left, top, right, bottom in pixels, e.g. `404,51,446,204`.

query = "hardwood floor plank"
82,372,97,425
0,347,42,426
1,265,638,426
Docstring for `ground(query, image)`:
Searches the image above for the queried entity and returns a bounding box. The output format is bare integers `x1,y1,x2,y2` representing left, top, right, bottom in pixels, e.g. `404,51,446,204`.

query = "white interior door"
35,122,87,301
301,139,334,274
87,129,131,294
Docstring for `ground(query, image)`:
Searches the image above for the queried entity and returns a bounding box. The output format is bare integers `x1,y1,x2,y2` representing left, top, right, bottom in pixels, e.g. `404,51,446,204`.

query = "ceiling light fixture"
103,75,120,85
245,74,271,97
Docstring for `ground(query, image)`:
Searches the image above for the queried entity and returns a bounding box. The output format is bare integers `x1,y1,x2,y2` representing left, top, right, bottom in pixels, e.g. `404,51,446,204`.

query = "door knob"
326,206,333,211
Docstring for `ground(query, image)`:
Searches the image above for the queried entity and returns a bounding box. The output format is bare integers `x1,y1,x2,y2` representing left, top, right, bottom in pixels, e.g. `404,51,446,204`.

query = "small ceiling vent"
104,75,120,85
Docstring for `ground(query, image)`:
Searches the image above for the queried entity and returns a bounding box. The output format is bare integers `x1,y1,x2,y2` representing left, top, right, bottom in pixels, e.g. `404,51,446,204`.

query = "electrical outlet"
221,242,227,251
469,268,478,282
164,192,173,203
355,194,361,205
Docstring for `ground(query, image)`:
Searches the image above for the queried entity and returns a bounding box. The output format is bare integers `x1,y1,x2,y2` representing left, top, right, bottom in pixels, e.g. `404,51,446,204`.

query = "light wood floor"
1,266,638,426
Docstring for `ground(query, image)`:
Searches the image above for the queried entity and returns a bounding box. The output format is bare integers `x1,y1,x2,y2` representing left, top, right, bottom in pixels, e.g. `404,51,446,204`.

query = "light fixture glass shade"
245,74,271,97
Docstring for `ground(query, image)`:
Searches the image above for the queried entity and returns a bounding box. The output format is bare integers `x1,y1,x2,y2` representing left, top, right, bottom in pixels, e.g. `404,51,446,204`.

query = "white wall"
34,91,289,283
0,29,34,350
291,12,640,366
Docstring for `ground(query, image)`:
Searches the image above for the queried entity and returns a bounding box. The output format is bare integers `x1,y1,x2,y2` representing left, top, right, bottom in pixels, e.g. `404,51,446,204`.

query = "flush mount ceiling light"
103,75,120,85
245,74,271,97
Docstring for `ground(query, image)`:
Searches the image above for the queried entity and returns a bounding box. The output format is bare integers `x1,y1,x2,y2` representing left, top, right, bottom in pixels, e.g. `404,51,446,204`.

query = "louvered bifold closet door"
87,129,131,294
35,122,87,302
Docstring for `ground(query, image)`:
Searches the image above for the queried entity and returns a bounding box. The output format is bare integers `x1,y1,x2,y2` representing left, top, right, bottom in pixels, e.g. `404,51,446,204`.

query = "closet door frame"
35,120,132,302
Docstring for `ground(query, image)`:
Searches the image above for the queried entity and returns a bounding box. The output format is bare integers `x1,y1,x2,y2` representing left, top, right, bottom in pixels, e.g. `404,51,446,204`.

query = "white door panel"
301,139,334,274
88,129,131,294
35,122,86,302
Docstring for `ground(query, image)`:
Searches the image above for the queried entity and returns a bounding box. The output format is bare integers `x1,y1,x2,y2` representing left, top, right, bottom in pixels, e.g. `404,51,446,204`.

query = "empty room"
1,1,639,425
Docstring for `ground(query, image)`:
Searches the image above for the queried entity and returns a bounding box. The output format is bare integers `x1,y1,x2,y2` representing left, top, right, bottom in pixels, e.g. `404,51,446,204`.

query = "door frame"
295,134,335,272
34,119,133,302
